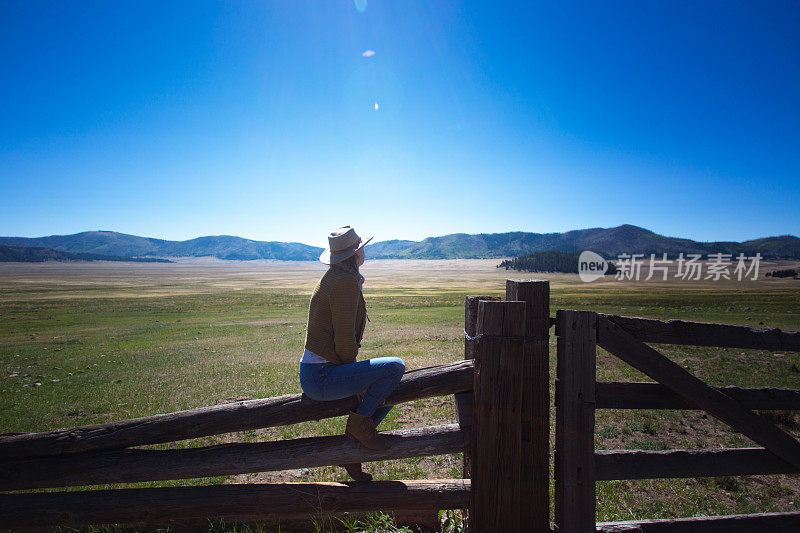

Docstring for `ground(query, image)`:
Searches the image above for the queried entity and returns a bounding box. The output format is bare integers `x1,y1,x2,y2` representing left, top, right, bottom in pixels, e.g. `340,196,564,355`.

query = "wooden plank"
455,295,498,477
498,300,525,533
470,300,503,530
600,314,800,352
555,310,597,533
0,424,466,491
596,316,800,471
466,295,501,360
597,511,800,533
506,279,550,533
596,381,800,410
0,479,471,529
595,447,798,480
471,300,526,532
0,360,473,460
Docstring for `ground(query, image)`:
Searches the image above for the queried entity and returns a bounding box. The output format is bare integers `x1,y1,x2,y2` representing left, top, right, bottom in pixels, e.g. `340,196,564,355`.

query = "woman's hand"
356,388,367,402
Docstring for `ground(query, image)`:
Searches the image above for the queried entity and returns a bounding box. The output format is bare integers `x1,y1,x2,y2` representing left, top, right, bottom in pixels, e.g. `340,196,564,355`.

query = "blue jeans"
299,357,406,426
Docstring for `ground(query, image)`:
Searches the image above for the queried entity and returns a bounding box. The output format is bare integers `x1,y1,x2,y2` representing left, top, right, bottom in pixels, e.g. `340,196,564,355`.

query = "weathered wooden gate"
555,309,800,532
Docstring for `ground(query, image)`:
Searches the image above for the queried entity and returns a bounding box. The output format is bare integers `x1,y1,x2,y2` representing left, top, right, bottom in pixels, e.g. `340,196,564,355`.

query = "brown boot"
339,462,373,482
345,411,391,450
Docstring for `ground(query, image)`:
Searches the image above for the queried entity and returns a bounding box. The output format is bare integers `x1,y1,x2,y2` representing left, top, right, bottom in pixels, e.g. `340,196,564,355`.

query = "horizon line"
1,224,799,247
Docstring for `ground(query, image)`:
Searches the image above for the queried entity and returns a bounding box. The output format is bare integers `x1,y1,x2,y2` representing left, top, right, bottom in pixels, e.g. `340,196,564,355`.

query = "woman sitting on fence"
299,226,406,482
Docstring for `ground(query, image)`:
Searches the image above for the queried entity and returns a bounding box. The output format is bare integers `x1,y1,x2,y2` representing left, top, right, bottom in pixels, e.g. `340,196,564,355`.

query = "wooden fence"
555,309,800,533
0,360,472,528
3,280,800,532
0,280,551,532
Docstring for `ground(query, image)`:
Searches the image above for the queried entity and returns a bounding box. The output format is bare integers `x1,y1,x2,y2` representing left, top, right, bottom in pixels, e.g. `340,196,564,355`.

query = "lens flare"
354,0,367,14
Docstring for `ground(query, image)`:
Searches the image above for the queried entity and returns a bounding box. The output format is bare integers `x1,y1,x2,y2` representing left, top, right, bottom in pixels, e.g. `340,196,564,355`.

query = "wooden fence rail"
596,381,800,410
0,359,473,460
0,424,466,491
600,313,800,351
0,479,471,529
596,447,799,480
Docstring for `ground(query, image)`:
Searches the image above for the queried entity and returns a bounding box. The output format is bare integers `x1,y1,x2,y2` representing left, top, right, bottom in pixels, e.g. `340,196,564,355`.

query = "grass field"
1,259,800,529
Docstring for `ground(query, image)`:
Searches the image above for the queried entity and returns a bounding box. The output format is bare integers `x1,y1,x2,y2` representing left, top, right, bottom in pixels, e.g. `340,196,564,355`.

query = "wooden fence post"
506,279,550,532
555,310,597,533
456,295,500,479
470,300,526,532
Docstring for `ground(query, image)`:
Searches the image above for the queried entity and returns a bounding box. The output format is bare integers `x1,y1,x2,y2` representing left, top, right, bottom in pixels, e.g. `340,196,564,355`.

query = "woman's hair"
336,253,360,274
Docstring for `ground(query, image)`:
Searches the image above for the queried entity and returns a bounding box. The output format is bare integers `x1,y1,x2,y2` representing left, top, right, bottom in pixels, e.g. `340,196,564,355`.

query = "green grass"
2,264,800,530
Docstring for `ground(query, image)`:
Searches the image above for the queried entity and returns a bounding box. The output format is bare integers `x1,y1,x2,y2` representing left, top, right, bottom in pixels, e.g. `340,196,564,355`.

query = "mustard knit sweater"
304,265,367,365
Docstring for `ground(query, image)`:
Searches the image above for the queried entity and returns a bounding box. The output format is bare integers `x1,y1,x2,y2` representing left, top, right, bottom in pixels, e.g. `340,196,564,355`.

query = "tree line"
498,250,618,275
766,268,799,279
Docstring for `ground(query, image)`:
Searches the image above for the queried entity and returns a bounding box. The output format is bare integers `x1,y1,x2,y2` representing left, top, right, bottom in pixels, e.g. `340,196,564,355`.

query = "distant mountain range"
0,231,321,261
1,225,798,262
0,244,171,263
366,225,800,259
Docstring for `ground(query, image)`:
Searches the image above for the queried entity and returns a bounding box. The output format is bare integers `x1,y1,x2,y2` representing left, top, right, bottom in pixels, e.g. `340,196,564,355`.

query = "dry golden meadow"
1,259,800,530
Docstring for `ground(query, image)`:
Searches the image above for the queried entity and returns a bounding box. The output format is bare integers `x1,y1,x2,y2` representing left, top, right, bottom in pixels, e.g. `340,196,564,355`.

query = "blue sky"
1,1,798,248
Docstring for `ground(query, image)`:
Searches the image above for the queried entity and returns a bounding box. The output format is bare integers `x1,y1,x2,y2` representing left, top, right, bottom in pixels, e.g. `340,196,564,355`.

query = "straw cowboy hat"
319,226,373,265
